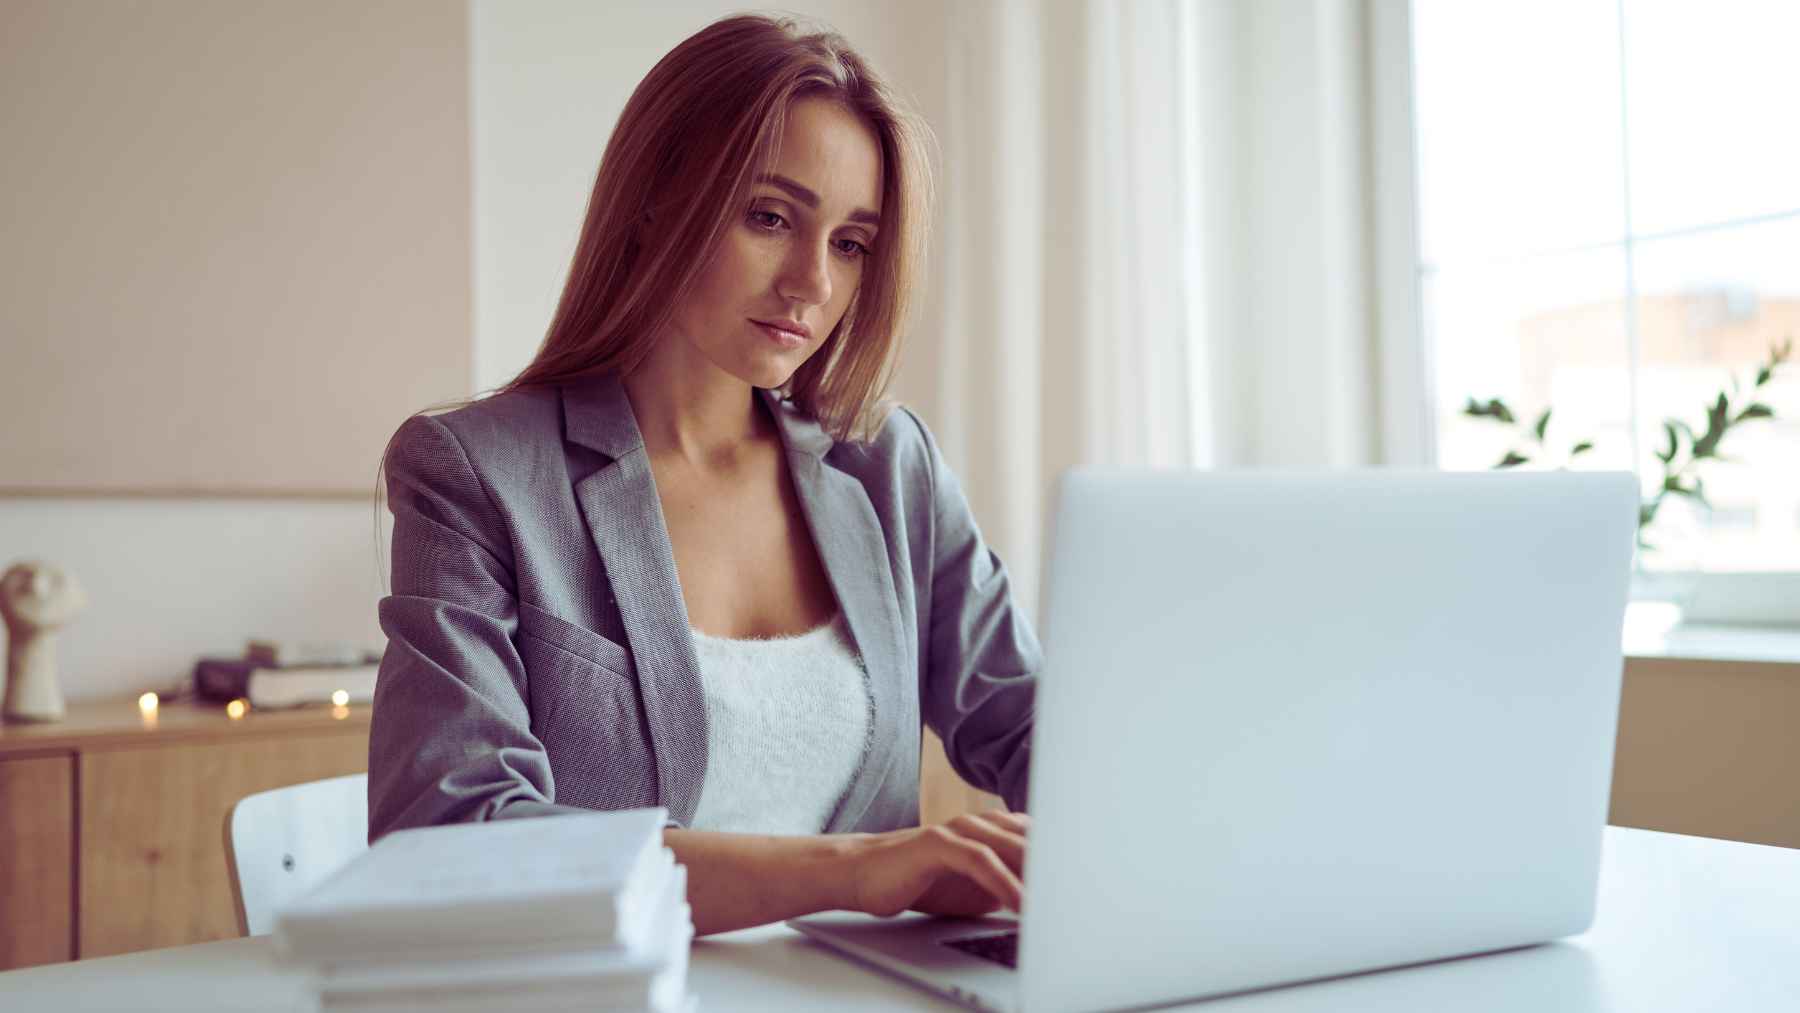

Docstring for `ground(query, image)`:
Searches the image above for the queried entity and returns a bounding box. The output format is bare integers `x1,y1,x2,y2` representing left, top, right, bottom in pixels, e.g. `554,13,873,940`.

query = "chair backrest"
223,772,369,936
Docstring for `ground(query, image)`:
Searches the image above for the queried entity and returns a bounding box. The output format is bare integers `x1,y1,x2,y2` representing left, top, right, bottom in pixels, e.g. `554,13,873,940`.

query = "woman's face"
665,97,884,390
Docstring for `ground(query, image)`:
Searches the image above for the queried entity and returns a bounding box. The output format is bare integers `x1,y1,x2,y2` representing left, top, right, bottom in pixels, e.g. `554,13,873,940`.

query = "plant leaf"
1533,409,1551,443
1737,403,1774,421
1692,404,1724,458
1664,477,1707,506
1570,441,1595,457
1463,397,1516,424
1496,451,1530,469
1755,365,1772,387
1657,421,1678,464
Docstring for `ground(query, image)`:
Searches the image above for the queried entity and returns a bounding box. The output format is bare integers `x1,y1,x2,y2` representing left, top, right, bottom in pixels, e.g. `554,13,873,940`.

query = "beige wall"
0,0,471,495
0,1,471,701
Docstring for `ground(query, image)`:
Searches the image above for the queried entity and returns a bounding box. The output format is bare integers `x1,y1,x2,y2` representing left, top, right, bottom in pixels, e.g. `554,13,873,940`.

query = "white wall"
0,499,387,702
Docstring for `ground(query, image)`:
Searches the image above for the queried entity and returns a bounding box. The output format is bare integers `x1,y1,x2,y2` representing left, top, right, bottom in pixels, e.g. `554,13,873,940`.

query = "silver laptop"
792,470,1637,1012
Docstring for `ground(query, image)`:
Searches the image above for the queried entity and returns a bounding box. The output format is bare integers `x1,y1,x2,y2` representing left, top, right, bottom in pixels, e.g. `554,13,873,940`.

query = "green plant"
1463,337,1794,549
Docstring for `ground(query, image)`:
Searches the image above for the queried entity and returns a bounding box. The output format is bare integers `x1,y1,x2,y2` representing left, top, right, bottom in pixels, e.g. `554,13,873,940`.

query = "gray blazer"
368,371,1039,841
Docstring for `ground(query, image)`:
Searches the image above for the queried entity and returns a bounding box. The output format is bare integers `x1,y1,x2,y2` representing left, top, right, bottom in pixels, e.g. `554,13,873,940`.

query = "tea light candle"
137,692,159,727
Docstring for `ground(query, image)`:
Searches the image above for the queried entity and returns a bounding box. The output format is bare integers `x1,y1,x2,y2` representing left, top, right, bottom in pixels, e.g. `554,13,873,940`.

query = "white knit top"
685,612,873,835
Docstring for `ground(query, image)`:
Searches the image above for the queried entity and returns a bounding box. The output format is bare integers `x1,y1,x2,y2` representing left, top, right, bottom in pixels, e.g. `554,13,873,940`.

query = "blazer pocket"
516,600,633,677
514,604,658,813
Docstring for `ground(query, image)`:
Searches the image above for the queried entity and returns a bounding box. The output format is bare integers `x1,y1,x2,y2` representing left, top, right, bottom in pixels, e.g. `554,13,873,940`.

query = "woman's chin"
730,352,805,391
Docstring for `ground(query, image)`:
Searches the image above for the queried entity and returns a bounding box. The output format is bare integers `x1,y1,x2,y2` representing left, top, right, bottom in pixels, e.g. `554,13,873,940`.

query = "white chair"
223,772,369,936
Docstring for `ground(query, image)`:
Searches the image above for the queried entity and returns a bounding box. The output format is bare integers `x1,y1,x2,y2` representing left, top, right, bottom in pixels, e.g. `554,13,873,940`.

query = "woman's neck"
621,339,775,472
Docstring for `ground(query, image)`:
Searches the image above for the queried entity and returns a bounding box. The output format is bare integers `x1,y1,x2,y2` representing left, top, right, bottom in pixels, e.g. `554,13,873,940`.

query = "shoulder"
381,388,574,531
820,401,942,487
809,402,963,541
386,386,564,473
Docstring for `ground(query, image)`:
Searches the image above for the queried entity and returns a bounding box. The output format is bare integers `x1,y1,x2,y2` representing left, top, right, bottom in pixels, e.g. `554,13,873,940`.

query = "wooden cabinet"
0,698,368,969
0,754,75,968
1610,655,1800,850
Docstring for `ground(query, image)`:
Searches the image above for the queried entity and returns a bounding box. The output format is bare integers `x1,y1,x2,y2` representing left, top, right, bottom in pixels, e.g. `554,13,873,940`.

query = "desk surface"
2,826,1793,1011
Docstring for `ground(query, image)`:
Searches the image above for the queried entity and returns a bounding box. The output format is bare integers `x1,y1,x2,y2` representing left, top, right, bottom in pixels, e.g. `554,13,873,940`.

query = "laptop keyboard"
942,930,1019,968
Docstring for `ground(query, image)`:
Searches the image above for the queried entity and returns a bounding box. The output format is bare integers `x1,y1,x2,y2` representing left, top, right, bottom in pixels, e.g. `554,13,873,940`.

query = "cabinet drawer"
0,754,75,968
78,729,367,958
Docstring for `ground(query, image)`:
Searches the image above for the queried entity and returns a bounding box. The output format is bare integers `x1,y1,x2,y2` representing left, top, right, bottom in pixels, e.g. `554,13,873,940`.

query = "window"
1402,1,1800,586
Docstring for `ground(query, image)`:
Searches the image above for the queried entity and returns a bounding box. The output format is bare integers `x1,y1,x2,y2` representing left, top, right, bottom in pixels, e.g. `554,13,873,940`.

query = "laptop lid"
1018,471,1636,1013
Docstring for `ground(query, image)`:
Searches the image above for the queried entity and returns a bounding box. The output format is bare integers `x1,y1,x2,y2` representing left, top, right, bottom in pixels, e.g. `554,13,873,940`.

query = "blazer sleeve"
906,408,1041,812
367,413,592,842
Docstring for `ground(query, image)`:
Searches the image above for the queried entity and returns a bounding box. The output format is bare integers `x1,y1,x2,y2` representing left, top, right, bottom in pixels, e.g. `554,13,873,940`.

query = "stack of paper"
275,808,695,1012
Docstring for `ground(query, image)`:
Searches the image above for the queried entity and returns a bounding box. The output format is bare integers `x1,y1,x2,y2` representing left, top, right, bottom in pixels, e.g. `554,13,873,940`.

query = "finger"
981,810,1031,836
938,834,1024,911
950,816,1028,878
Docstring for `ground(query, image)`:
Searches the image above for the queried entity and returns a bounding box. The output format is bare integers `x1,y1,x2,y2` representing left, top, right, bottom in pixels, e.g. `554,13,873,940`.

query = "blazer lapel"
563,373,709,825
760,390,911,833
559,374,910,832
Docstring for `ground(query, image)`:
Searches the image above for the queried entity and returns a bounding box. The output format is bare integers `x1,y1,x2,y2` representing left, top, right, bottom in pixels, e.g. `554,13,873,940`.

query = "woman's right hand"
844,811,1029,918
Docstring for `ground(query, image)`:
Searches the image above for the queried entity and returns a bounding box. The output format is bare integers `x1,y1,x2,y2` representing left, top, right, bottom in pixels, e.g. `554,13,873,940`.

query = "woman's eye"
834,238,871,259
748,209,786,230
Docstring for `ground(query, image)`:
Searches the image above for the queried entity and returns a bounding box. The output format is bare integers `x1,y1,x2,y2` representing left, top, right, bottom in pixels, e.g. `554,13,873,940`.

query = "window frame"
1367,0,1800,625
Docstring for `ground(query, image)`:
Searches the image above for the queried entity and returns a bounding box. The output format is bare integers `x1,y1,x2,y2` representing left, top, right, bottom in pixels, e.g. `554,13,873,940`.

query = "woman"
370,13,1039,937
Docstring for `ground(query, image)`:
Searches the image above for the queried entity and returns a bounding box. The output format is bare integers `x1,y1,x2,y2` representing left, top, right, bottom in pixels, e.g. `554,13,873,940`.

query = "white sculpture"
1,560,87,723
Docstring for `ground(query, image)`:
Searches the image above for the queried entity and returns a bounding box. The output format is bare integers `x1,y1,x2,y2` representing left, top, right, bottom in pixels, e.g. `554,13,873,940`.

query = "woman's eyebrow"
757,173,880,226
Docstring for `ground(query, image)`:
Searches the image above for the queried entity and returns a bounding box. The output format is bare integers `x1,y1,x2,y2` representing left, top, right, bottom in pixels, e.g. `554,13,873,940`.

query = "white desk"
2,827,1794,1011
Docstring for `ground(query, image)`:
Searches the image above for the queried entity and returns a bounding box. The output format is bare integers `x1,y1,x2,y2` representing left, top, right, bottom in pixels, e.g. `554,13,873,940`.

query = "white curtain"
918,0,1391,623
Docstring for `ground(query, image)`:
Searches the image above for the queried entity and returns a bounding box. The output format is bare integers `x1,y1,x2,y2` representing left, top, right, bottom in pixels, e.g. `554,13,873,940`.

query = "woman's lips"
752,319,808,348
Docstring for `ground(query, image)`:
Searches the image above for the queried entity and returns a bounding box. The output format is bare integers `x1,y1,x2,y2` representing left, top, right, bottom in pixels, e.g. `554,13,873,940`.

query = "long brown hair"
373,14,931,588
506,13,932,442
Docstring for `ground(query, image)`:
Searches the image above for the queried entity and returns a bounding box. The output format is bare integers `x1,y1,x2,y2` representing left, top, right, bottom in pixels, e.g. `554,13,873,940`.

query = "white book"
277,809,670,964
316,865,690,998
246,639,379,667
246,664,378,709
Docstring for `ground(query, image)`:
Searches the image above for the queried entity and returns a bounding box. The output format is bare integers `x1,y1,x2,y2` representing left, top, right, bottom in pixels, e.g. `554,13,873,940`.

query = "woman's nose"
777,238,832,307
